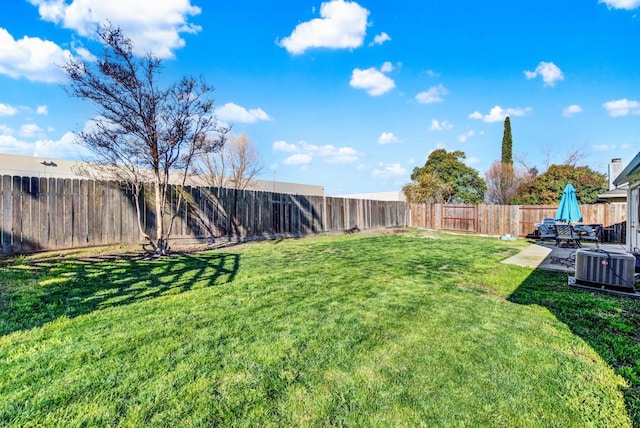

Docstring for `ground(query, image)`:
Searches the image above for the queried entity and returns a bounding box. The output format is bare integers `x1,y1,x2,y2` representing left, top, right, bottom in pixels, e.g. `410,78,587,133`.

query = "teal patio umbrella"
554,183,583,223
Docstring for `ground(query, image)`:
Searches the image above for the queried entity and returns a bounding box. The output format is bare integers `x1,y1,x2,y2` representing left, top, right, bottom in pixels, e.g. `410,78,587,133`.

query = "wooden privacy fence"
409,203,627,241
0,176,409,254
1,174,629,255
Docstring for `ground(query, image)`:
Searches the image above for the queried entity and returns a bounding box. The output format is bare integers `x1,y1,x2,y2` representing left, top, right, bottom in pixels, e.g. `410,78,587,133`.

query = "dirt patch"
495,250,516,258
357,227,409,236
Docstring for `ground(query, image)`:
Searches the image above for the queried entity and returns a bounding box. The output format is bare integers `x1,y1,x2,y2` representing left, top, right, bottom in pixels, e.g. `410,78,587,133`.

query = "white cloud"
36,105,48,115
28,0,202,58
0,124,13,135
524,61,564,86
216,103,271,124
372,163,407,179
276,139,361,164
350,67,395,96
428,119,453,131
273,140,297,152
0,102,18,116
380,61,394,73
0,28,72,83
415,84,448,104
34,131,89,159
312,143,359,163
0,130,88,159
563,104,582,117
464,157,480,166
279,0,369,54
600,0,640,9
378,132,399,144
370,32,391,46
73,45,97,62
284,154,313,165
621,143,632,149
458,130,475,143
469,105,531,123
0,134,33,155
20,123,44,138
603,98,640,117
593,144,617,151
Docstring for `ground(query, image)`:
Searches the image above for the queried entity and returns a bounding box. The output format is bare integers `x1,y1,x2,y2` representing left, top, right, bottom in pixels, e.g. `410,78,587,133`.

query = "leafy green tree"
408,149,487,204
493,116,517,203
402,171,453,203
501,116,513,165
512,164,607,205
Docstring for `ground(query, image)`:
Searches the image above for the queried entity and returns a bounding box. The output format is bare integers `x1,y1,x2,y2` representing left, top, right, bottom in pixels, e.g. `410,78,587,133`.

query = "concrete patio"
502,240,628,273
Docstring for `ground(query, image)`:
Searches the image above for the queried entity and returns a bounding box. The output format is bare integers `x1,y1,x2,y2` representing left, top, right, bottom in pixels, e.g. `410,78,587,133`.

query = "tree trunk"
153,177,169,255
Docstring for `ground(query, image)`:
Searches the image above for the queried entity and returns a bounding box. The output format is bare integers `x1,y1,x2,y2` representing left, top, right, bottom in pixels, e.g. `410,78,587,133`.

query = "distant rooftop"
0,153,324,196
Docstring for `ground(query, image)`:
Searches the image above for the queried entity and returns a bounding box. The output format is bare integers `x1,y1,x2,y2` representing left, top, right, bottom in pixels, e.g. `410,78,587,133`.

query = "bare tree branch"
200,133,263,191
64,24,229,255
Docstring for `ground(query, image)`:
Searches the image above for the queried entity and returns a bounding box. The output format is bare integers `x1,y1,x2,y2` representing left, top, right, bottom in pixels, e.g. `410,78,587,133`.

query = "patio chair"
577,225,599,245
555,224,581,248
535,223,557,242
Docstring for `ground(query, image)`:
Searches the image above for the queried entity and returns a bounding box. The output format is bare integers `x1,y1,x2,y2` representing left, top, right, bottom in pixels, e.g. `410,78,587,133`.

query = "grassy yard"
1,230,638,427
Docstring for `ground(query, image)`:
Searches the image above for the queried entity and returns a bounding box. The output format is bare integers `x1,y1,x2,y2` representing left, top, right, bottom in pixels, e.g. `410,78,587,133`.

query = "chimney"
609,158,623,190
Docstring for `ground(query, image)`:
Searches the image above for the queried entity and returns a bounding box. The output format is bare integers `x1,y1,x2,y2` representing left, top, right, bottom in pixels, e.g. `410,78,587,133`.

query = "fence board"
1,176,11,252
37,178,48,250
12,177,23,253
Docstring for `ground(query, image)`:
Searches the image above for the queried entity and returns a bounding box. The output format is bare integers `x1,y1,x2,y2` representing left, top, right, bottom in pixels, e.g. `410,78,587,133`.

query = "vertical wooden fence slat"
61,179,72,248
27,177,40,251
72,180,82,247
2,176,12,253
19,177,32,252
86,180,96,246
38,178,48,250
12,177,23,254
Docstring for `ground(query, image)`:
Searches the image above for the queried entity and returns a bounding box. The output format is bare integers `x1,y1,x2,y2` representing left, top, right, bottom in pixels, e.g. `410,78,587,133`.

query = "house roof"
595,186,628,203
613,151,640,186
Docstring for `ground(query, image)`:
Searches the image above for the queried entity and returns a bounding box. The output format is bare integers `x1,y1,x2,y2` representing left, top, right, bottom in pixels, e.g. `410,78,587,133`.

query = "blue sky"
1,0,639,195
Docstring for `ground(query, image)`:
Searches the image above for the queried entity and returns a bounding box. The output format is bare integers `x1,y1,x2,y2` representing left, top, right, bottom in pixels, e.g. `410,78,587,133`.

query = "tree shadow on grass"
0,250,240,336
508,268,640,427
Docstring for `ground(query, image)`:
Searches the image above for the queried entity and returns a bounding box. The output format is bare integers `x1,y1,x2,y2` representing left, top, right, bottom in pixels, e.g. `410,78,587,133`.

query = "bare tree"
563,146,589,167
201,133,263,190
484,161,532,204
63,25,228,255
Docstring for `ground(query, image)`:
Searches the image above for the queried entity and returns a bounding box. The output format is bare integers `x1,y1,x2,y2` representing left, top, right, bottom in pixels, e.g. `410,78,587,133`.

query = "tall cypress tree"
501,116,513,165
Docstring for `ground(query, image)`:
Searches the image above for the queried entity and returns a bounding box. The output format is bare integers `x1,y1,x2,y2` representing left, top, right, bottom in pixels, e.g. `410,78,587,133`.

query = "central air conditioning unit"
575,249,636,291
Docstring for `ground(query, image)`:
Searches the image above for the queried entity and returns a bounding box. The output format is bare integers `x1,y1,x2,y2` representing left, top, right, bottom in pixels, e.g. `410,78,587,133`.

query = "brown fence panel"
518,205,557,237
441,205,477,233
325,197,345,232
1,176,11,252
409,202,627,241
1,174,409,255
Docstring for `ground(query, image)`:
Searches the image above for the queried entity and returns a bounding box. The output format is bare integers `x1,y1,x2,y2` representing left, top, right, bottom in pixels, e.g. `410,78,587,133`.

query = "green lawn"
1,230,638,427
